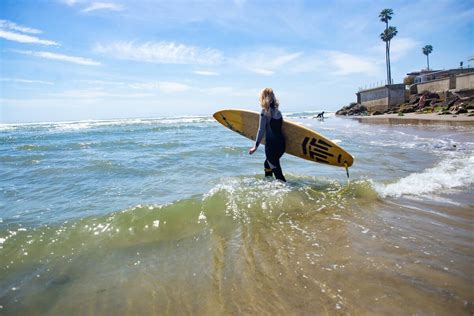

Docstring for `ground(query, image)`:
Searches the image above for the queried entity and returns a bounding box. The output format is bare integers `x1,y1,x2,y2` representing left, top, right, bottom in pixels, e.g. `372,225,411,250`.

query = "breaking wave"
374,154,474,198
0,116,213,132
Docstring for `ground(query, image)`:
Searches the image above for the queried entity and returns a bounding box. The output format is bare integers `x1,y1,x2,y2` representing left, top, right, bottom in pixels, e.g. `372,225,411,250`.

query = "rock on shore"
335,102,368,116
336,90,474,116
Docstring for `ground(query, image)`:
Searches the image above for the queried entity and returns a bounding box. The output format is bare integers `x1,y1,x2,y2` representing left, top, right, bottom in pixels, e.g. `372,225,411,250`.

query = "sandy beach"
352,112,474,126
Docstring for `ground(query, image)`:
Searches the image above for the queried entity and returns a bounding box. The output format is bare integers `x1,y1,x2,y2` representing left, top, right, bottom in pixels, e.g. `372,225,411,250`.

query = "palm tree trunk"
427,55,430,70
385,21,390,85
387,41,392,84
385,42,390,85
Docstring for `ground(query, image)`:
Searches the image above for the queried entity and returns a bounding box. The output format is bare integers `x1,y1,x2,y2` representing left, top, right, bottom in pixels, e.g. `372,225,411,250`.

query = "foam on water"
0,116,212,132
375,154,474,198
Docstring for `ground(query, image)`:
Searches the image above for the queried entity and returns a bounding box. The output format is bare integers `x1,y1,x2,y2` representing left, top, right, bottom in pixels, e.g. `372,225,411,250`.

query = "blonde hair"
259,88,279,112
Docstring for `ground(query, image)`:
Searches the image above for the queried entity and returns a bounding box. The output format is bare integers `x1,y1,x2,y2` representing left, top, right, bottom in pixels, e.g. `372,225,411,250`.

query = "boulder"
465,102,474,110
336,103,367,116
335,103,357,115
459,96,474,103
430,101,444,107
427,92,440,99
453,89,474,99
398,104,416,113
409,95,420,104
390,104,401,112
450,105,468,114
446,95,460,108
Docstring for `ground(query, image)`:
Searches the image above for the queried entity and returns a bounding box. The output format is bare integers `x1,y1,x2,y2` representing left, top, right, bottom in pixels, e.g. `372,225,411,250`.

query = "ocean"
1,112,473,315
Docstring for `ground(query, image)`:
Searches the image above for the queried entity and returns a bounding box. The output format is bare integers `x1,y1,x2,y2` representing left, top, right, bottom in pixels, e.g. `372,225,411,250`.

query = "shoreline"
349,112,474,126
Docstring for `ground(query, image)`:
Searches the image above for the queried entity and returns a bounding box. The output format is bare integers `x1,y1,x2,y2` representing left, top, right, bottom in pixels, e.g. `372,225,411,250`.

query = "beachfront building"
356,84,406,113
352,68,473,114
406,68,474,94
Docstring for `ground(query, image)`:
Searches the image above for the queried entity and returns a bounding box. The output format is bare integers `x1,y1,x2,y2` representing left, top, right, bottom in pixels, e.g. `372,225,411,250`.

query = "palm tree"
380,26,398,84
422,45,433,70
379,9,397,84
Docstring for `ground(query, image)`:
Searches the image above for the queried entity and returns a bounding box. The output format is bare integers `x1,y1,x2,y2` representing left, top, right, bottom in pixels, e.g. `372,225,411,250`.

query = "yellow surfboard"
213,109,354,168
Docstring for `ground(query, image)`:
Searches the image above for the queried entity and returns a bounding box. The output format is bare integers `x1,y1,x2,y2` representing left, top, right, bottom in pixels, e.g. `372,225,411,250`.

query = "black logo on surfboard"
302,137,334,164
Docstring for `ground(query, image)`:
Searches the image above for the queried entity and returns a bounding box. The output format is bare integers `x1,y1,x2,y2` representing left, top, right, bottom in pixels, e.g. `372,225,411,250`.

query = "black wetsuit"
255,107,286,182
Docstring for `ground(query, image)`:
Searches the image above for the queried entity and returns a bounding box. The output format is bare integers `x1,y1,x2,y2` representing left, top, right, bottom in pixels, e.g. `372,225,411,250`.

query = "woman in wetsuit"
248,88,286,182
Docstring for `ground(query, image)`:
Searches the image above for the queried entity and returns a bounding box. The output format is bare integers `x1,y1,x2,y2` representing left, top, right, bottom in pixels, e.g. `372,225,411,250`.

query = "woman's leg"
266,157,286,182
272,162,286,182
264,160,273,177
265,143,286,182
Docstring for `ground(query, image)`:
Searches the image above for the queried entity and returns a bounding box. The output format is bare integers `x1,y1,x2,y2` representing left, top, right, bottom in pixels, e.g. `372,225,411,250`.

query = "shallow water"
1,112,473,314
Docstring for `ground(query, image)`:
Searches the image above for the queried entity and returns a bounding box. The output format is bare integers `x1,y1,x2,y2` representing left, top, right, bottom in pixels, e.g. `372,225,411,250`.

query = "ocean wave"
368,137,468,156
0,116,213,132
374,154,474,198
16,144,55,151
0,176,377,261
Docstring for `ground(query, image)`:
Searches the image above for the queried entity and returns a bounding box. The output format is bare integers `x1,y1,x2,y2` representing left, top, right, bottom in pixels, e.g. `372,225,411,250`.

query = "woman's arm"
249,111,266,155
255,111,266,148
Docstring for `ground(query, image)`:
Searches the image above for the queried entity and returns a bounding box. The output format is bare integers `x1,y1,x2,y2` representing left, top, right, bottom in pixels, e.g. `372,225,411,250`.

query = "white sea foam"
375,154,474,198
204,177,291,201
203,177,292,220
0,116,212,132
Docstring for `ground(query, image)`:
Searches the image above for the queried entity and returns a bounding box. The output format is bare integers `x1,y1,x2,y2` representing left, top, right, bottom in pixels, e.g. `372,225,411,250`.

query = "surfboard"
213,109,354,168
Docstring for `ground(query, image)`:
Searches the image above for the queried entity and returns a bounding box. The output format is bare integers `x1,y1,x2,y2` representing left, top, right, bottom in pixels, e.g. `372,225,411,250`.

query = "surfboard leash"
344,162,350,185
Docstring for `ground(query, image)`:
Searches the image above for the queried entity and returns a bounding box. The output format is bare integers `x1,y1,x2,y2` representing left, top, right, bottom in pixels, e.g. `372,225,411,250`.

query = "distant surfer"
248,88,286,182
316,111,325,119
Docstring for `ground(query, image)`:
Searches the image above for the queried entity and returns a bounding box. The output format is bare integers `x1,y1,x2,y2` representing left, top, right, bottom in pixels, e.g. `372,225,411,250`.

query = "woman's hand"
248,146,257,155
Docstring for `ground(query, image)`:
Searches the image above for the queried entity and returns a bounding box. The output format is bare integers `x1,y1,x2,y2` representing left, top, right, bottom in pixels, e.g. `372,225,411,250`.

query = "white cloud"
79,79,125,86
1,78,54,85
326,51,379,76
390,37,420,61
235,50,302,75
94,41,223,65
193,70,219,76
49,89,153,99
372,37,420,62
62,0,79,6
200,86,258,97
0,19,42,34
0,19,58,46
252,68,275,76
130,81,190,93
270,53,303,68
287,55,325,74
15,50,101,66
81,2,124,13
0,30,59,46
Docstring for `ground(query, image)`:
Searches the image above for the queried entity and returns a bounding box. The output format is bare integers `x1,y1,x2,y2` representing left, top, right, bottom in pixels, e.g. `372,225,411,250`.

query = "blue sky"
1,0,473,123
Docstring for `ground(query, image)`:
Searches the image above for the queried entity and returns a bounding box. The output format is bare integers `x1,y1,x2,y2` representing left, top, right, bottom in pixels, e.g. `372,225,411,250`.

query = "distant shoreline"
350,113,474,126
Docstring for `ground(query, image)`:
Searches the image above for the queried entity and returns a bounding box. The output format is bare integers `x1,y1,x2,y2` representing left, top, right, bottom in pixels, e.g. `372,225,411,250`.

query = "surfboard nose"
213,111,225,124
213,110,224,121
